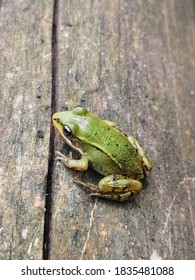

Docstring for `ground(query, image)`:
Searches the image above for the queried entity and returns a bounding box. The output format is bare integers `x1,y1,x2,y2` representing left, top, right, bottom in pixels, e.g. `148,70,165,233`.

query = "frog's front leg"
56,151,88,171
75,174,142,201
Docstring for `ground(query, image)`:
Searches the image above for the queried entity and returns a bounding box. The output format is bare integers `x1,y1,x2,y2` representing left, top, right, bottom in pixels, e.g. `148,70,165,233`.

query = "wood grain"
0,0,195,260
50,0,195,260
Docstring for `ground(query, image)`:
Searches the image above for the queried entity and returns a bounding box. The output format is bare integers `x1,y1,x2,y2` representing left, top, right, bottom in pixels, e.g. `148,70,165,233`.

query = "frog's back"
79,112,144,179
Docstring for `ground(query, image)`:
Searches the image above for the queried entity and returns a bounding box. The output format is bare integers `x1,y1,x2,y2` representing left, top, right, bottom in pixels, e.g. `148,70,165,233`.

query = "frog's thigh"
98,175,142,193
56,151,88,171
127,136,152,171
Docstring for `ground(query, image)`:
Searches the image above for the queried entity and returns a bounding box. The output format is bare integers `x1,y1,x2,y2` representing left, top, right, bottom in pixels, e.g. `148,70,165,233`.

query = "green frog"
52,106,152,201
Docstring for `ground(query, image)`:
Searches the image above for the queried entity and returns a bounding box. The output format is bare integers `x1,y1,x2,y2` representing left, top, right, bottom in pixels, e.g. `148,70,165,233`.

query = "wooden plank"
1,0,194,260
0,0,53,259
50,0,195,259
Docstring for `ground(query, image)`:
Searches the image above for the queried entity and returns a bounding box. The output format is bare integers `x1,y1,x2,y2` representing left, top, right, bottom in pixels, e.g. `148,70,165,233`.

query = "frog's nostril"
54,117,60,122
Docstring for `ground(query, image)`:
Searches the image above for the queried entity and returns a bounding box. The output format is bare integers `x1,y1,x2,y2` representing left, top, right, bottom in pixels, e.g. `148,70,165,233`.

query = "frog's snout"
52,113,61,123
53,116,60,123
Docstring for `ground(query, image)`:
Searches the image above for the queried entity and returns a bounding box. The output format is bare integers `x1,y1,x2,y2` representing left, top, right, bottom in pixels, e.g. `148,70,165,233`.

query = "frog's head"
52,106,88,151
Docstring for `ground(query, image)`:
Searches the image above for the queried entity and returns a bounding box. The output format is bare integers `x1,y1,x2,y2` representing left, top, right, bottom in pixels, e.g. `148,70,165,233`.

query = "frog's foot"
55,151,88,171
89,191,136,202
127,136,152,171
75,175,142,202
73,180,133,202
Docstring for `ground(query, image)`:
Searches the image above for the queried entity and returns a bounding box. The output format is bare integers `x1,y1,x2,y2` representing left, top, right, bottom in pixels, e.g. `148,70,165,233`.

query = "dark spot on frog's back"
113,175,117,181
120,158,126,163
112,153,117,158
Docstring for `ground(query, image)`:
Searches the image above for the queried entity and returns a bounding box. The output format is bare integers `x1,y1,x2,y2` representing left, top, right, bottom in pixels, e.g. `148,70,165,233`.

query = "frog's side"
52,106,152,201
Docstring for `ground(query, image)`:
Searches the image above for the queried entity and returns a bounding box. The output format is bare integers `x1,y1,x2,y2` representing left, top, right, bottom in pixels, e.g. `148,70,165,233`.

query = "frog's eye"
63,125,72,137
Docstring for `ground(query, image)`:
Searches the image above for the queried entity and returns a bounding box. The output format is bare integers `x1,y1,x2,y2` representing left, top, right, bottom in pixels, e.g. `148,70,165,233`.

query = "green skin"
52,106,152,201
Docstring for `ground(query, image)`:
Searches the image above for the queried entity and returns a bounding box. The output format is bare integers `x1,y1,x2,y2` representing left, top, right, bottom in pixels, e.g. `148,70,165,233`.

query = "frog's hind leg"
128,136,152,171
74,174,142,201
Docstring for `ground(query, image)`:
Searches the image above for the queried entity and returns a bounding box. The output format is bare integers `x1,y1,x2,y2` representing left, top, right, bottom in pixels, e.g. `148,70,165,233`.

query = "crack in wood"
43,0,61,260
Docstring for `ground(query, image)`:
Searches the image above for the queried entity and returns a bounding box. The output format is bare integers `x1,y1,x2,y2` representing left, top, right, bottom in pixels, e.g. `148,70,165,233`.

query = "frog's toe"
74,180,98,192
89,191,135,202
55,151,68,163
55,150,65,157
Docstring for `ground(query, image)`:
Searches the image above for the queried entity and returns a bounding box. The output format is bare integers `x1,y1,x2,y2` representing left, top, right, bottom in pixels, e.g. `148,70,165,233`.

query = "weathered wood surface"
1,0,195,260
0,1,53,259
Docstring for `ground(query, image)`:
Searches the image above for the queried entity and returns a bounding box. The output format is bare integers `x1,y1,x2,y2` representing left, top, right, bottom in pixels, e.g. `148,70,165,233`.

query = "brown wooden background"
0,0,195,260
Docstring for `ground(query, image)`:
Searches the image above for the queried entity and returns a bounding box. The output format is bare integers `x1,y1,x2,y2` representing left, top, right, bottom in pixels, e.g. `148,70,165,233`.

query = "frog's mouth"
65,137,83,154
